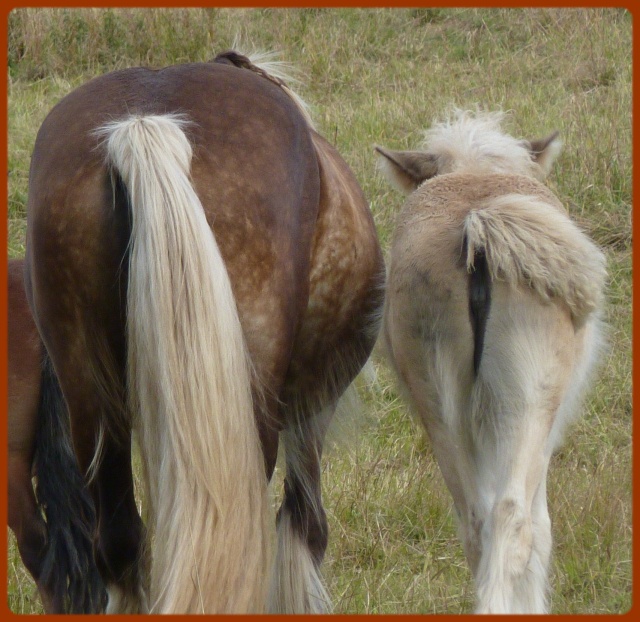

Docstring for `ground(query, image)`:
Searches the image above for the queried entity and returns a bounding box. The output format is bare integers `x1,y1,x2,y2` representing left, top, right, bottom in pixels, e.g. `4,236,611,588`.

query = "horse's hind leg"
508,317,604,614
51,382,147,614
8,261,55,611
269,305,382,613
92,436,148,614
31,320,147,613
8,458,53,612
268,403,334,614
390,350,486,594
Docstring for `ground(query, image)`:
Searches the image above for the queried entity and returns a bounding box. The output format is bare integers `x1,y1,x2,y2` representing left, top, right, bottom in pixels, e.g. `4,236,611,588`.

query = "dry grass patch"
7,7,631,614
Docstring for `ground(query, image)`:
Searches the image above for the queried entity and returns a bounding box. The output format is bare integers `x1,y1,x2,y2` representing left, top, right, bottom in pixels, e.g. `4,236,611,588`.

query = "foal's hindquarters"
386,264,601,613
381,165,605,613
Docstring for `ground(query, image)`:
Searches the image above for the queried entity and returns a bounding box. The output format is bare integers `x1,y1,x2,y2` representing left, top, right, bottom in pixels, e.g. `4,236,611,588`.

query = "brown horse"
8,258,106,613
377,109,606,613
24,51,384,614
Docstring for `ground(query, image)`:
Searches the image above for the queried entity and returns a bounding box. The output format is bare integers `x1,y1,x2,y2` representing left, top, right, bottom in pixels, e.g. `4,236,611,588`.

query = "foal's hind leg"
473,291,577,614
510,463,552,613
268,404,334,614
509,317,604,614
473,419,552,614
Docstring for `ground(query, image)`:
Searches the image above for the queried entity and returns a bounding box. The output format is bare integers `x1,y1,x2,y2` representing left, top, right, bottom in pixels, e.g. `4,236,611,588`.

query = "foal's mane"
422,109,545,180
213,50,315,129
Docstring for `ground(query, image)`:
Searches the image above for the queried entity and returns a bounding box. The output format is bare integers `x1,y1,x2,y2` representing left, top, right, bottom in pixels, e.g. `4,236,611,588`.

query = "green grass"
6,7,632,614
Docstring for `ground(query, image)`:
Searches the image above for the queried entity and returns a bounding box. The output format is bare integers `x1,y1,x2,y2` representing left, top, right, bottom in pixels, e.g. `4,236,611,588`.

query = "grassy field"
6,8,632,614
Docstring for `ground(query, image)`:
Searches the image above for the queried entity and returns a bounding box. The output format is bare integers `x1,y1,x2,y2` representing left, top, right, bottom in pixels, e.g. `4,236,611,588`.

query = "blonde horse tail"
98,114,271,613
463,194,606,324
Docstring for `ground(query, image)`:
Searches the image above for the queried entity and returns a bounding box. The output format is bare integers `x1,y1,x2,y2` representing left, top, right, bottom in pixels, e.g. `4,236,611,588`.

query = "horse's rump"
26,60,321,459
24,56,384,614
26,62,322,613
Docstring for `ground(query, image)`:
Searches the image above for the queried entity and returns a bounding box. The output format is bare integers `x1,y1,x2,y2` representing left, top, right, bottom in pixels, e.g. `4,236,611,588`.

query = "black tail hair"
33,353,107,613
467,245,492,376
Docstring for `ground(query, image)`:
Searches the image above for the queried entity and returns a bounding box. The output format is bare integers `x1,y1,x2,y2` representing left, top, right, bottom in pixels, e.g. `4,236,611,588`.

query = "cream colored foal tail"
463,194,606,324
98,114,271,613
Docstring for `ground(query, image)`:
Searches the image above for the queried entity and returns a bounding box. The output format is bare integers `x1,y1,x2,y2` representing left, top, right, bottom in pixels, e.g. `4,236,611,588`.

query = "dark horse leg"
31,355,107,614
272,348,378,614
7,457,51,611
36,336,147,614
268,132,385,613
9,259,105,613
39,332,147,613
24,181,148,612
8,261,52,612
269,402,335,613
92,436,148,613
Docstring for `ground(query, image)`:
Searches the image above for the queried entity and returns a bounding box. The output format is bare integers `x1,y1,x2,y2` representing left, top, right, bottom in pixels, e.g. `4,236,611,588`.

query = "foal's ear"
526,131,562,178
374,146,438,195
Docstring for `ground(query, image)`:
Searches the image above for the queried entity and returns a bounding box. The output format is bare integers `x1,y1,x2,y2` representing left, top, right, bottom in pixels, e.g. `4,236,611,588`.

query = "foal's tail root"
463,194,606,323
34,354,107,614
98,114,271,613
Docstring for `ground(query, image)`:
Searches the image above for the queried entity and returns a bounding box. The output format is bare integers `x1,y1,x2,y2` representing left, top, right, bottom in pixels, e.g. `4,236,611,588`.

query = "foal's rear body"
377,111,606,613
